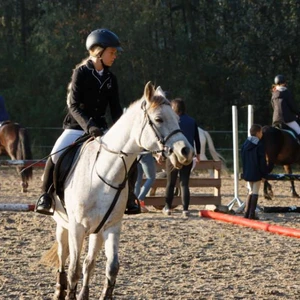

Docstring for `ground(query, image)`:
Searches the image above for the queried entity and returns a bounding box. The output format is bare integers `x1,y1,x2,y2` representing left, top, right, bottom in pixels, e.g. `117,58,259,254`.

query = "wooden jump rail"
266,174,300,181
0,159,222,207
144,160,222,206
0,159,46,168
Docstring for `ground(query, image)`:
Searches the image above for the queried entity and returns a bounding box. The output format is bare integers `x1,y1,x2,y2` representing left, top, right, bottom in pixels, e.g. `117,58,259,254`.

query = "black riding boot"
248,194,259,220
125,160,141,215
244,194,252,218
35,157,55,215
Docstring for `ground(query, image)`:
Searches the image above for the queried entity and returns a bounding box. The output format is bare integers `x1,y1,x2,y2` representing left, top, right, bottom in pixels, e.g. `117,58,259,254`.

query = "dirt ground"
1,167,300,300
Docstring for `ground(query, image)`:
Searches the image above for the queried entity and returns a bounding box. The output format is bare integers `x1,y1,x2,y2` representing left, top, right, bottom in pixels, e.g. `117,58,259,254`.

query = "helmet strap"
97,48,109,70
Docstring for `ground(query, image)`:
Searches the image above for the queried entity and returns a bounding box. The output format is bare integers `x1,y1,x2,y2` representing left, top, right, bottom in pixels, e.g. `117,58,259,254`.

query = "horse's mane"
128,95,170,111
149,95,170,109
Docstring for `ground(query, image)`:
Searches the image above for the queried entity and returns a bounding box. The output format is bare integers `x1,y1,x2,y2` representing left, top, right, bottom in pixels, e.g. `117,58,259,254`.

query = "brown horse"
262,125,300,199
0,121,33,192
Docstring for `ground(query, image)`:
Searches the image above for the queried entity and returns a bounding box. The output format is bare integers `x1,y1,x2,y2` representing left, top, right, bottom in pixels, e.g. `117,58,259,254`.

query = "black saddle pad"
272,123,298,138
54,135,91,201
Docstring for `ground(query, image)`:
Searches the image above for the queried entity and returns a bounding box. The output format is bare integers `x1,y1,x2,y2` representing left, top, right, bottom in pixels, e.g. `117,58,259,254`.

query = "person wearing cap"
271,74,300,144
35,29,140,215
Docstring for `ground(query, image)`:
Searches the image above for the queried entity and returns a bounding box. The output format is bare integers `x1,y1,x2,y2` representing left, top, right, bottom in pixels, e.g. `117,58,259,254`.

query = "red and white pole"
0,203,35,212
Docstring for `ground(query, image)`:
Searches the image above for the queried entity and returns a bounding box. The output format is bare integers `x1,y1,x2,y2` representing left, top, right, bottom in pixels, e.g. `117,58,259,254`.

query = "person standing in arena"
241,124,269,219
163,98,200,218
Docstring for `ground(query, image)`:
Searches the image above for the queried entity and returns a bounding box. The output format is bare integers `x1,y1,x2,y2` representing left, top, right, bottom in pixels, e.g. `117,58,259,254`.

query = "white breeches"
247,181,261,195
50,129,85,164
286,121,300,135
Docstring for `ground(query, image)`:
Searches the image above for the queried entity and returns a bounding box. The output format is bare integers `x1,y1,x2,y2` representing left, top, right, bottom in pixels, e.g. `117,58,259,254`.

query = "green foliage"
1,0,300,137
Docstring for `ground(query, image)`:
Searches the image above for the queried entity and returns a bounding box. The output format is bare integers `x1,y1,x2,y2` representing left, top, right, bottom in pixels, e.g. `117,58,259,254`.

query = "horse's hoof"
78,286,89,300
53,292,66,300
66,290,77,300
292,192,300,198
264,194,272,200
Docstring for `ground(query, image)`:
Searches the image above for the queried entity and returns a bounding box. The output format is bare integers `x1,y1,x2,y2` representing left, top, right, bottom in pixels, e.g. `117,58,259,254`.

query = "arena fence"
1,159,222,208
144,160,222,207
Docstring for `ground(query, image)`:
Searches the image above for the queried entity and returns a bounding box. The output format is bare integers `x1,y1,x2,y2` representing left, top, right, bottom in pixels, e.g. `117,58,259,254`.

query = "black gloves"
88,126,104,137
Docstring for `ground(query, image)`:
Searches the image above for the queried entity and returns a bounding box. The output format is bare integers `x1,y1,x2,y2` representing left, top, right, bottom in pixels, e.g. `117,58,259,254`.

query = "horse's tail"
17,126,33,180
40,241,60,268
203,130,229,174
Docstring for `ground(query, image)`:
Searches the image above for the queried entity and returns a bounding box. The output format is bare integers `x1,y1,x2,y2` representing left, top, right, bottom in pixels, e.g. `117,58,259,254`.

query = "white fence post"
227,105,244,211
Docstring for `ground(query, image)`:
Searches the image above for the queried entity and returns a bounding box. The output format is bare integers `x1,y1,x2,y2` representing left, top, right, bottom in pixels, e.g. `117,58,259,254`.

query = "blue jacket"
241,136,269,181
0,96,10,121
179,114,201,154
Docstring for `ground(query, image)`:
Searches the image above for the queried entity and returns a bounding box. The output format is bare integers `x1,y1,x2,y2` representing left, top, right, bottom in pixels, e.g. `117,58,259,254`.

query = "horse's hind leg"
66,223,85,300
19,167,29,192
100,224,121,300
263,180,273,200
284,165,300,198
53,225,69,300
78,234,104,300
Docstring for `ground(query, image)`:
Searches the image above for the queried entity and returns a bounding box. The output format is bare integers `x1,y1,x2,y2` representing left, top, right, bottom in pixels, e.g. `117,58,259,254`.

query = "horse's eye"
155,117,163,123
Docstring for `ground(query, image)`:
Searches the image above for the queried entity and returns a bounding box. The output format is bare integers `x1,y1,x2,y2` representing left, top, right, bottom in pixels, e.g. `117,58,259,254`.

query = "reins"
19,134,91,174
92,100,181,234
93,151,129,234
93,142,144,234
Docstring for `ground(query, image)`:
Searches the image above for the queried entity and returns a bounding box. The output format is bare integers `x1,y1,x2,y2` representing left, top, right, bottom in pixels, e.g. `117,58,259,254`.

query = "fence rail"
144,160,222,206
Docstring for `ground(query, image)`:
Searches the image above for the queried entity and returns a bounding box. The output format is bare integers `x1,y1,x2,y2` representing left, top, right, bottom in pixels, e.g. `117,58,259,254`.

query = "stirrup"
35,193,54,216
124,199,141,215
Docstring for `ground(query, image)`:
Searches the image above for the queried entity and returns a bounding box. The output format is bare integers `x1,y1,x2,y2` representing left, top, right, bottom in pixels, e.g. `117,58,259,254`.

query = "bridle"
93,98,183,234
139,100,182,158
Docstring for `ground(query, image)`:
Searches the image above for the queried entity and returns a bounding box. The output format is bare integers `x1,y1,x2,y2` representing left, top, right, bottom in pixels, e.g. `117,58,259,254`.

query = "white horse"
197,127,228,176
44,82,194,300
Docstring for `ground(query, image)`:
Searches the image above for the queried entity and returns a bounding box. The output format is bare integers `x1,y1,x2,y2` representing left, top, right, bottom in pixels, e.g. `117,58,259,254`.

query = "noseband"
140,100,182,158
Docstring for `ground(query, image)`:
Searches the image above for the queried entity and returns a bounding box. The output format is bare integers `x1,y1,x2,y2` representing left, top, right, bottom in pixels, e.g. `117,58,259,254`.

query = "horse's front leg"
78,234,104,300
66,222,85,300
284,165,300,197
53,225,69,300
100,223,121,300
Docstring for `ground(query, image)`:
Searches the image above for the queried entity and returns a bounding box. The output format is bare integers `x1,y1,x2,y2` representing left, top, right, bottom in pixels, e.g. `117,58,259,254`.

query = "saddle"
272,123,298,140
53,135,92,202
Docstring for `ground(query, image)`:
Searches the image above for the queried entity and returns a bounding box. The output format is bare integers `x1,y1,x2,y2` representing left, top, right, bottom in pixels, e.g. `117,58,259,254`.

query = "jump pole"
227,105,244,211
227,105,255,213
0,203,35,212
200,210,300,239
248,104,253,137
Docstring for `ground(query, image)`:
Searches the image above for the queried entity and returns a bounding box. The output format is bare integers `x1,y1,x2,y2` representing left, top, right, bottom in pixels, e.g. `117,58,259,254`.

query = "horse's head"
135,81,194,169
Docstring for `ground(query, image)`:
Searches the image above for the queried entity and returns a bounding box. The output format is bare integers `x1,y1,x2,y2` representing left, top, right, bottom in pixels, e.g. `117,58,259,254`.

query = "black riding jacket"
271,86,299,124
63,60,123,133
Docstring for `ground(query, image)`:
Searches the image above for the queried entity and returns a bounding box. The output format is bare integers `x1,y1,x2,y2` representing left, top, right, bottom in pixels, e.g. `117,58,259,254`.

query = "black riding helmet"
86,29,123,52
274,74,286,85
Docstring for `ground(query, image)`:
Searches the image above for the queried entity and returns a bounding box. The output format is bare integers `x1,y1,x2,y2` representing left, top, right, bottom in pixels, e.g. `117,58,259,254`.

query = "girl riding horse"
271,74,300,144
35,29,140,215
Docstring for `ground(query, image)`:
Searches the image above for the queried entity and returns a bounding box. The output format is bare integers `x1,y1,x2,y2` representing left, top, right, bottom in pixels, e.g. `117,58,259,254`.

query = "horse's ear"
144,81,155,102
155,86,165,98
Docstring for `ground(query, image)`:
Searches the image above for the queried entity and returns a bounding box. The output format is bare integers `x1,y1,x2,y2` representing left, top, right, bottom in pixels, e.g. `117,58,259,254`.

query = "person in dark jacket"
35,29,140,215
0,96,10,122
162,98,200,218
241,124,269,219
271,74,300,144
